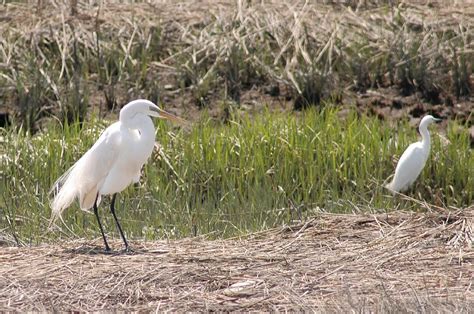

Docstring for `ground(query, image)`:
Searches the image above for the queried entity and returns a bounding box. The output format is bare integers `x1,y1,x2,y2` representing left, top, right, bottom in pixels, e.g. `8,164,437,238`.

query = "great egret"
385,115,441,193
50,99,186,252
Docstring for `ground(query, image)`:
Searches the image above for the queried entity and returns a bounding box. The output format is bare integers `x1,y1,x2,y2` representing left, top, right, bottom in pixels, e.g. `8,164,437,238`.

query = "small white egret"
385,115,441,193
50,99,186,252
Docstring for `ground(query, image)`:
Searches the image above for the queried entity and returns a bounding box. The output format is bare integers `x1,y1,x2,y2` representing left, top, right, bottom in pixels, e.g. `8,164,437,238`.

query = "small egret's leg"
93,194,111,252
110,194,129,251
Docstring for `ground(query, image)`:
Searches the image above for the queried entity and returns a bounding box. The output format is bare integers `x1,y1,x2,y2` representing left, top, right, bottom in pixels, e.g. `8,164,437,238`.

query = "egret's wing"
390,142,426,192
50,122,122,219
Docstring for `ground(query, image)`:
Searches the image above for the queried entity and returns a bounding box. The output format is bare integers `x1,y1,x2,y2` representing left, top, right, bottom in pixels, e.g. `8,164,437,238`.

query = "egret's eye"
149,106,160,114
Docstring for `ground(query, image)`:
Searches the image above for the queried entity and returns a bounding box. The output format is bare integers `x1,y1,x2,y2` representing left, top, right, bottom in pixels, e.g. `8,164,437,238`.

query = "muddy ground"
1,207,472,311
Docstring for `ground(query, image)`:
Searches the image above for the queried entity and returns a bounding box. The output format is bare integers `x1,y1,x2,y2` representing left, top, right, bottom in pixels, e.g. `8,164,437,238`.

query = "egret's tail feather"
385,181,400,195
49,164,78,223
80,188,100,212
49,152,103,225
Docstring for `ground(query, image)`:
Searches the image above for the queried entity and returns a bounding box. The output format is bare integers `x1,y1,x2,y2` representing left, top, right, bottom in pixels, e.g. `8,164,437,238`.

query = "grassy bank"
1,108,472,244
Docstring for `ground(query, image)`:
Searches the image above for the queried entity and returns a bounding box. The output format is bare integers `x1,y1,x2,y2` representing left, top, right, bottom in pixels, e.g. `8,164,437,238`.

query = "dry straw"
0,207,472,311
1,0,473,123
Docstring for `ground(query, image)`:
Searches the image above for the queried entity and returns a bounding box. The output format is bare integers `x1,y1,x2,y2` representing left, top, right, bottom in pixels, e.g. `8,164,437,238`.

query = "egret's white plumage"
385,115,441,193
50,99,185,251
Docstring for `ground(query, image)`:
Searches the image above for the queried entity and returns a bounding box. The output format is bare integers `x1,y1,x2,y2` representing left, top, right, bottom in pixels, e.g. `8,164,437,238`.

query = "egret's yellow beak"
149,106,188,126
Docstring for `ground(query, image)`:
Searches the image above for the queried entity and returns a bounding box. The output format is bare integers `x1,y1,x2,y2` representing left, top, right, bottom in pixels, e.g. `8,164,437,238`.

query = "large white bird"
385,115,441,193
50,99,186,252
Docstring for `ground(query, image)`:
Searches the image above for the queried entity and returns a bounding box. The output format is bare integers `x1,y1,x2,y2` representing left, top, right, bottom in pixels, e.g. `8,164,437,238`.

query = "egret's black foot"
122,246,134,254
104,245,112,253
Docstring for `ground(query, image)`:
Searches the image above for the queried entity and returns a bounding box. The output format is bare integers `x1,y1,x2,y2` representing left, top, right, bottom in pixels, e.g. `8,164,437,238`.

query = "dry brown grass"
1,0,473,128
1,207,472,311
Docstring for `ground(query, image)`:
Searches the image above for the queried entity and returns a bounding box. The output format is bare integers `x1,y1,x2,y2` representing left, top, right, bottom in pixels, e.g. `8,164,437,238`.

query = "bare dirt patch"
1,207,472,311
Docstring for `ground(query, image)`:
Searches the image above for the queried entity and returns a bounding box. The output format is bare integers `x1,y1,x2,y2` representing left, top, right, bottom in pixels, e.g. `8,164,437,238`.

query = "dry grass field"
1,207,472,311
1,0,473,128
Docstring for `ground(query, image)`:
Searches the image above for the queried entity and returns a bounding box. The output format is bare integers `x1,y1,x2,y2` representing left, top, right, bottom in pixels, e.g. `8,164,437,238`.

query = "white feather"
50,123,120,221
385,142,427,192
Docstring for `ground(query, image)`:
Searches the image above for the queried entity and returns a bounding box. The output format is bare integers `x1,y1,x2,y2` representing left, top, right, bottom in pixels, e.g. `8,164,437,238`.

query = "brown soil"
1,207,472,311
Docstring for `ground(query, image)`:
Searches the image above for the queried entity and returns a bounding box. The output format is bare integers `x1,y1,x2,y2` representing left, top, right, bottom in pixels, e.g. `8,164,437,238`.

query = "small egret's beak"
433,117,442,123
149,106,188,126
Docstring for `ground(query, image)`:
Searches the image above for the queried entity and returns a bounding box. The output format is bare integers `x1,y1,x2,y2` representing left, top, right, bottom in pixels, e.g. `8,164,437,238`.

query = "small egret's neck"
419,121,431,148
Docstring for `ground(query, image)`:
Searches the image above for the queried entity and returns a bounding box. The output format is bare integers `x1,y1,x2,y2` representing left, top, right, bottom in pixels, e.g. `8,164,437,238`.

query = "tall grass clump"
1,108,472,244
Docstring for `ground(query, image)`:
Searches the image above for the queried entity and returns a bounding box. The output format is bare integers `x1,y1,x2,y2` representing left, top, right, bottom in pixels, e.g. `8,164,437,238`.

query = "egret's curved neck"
136,115,156,141
419,122,431,149
120,113,156,143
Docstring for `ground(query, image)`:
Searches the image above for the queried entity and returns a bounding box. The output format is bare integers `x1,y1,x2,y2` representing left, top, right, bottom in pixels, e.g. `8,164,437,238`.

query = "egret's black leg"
110,194,129,251
93,194,111,252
